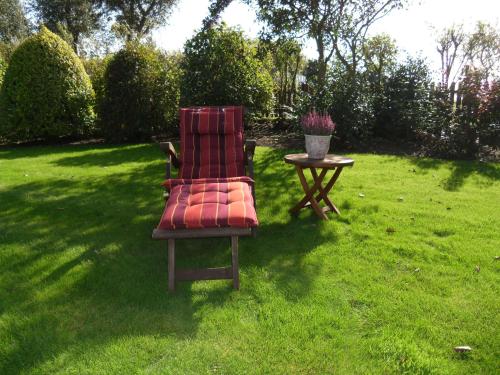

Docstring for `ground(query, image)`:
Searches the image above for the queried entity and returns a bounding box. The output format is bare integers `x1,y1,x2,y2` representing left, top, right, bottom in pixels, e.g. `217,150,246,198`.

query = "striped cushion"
179,106,245,179
158,177,258,230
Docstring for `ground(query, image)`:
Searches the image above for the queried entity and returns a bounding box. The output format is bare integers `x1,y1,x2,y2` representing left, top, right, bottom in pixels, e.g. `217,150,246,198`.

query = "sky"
153,0,500,73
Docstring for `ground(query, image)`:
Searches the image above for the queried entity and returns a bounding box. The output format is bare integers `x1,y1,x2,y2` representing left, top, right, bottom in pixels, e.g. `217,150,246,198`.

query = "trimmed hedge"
83,55,112,128
0,27,95,142
100,43,181,142
181,25,274,115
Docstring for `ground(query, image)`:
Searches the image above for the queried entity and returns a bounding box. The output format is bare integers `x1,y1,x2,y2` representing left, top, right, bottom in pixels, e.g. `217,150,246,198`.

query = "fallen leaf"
454,346,472,353
475,265,480,273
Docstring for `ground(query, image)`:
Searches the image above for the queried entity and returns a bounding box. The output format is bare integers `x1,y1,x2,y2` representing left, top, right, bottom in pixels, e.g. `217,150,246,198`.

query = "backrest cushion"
179,106,245,179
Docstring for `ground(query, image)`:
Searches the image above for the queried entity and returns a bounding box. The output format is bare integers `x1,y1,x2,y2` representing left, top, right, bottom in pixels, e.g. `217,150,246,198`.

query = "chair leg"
231,236,239,290
168,239,175,292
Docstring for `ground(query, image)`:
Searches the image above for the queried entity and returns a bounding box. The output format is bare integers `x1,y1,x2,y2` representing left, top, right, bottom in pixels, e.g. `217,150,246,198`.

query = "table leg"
311,167,343,215
290,166,329,220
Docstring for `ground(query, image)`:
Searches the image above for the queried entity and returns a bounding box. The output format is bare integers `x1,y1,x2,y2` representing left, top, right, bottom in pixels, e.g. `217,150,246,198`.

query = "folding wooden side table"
284,153,354,220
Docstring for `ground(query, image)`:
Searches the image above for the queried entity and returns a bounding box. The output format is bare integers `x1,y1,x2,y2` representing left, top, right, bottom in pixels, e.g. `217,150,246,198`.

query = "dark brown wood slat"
152,227,252,239
168,239,175,292
231,236,239,290
175,267,233,281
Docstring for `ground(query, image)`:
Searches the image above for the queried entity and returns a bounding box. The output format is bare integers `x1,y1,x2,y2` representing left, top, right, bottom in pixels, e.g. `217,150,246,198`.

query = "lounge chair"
152,106,258,291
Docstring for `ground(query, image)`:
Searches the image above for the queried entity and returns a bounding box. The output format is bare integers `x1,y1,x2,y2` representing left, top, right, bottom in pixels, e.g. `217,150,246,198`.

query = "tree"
105,0,178,41
203,0,233,29
0,0,30,60
29,0,106,52
0,0,29,44
466,21,500,80
435,24,465,87
435,22,500,86
206,0,407,107
259,38,305,112
363,33,397,87
181,24,274,114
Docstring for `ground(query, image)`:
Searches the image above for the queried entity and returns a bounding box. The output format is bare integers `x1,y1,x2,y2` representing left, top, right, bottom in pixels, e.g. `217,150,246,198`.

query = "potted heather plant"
301,111,336,159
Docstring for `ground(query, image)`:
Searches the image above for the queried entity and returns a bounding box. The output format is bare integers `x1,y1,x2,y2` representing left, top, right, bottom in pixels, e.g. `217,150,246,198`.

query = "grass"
0,144,499,374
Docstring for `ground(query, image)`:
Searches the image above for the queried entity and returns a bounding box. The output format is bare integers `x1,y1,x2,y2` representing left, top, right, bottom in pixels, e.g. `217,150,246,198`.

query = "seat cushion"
157,177,258,230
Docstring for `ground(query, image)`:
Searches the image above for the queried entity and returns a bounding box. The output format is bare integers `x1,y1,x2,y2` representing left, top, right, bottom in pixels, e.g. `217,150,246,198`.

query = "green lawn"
0,144,499,374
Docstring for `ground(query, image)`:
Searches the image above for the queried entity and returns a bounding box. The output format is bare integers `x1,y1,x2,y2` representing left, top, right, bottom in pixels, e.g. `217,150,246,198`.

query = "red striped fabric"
179,106,245,179
157,177,258,229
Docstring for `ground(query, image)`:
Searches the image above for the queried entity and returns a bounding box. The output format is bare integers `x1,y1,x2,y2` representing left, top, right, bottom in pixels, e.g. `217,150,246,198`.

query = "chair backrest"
179,106,245,179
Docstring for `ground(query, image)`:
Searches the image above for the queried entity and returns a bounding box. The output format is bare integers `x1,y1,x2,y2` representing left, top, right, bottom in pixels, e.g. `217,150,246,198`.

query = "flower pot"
305,134,331,159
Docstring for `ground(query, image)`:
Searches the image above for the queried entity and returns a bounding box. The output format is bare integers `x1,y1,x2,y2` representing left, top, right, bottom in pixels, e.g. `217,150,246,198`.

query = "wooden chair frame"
152,136,257,292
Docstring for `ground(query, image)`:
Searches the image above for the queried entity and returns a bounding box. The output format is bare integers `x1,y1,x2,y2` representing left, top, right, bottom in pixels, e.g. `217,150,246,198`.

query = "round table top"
284,153,354,168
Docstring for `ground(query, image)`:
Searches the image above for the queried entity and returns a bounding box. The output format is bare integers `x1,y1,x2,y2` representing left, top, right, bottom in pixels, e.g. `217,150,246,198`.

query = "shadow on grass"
380,154,500,192
0,145,333,373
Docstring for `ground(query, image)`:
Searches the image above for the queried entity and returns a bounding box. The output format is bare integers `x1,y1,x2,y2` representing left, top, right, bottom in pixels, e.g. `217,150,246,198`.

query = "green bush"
158,52,183,132
375,57,434,140
0,27,95,142
83,55,112,129
181,24,274,115
100,43,181,142
479,80,500,147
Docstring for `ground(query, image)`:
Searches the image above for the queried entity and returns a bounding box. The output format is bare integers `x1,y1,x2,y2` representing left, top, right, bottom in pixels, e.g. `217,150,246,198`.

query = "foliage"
28,0,106,52
478,80,500,146
297,63,375,144
0,55,5,88
363,34,398,87
83,55,112,122
327,72,375,144
106,0,178,41
181,24,274,115
0,27,95,142
435,22,500,87
375,57,435,140
258,38,305,115
0,145,499,373
78,26,117,58
203,0,233,29
158,52,183,133
254,0,408,105
100,42,180,142
0,0,29,44
422,69,499,158
466,22,500,79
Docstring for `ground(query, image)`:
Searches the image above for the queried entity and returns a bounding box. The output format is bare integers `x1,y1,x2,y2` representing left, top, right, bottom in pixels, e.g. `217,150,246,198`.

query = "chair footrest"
175,267,233,281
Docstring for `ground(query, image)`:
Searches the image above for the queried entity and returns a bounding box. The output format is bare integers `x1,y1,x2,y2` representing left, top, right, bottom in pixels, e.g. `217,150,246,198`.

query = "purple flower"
301,111,336,136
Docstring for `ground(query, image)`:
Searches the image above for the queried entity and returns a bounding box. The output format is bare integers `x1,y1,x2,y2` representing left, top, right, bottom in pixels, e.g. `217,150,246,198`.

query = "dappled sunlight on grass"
0,144,498,373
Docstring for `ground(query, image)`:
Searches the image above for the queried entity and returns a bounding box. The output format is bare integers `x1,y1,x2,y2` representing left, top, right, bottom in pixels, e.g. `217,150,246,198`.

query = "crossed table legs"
290,165,344,220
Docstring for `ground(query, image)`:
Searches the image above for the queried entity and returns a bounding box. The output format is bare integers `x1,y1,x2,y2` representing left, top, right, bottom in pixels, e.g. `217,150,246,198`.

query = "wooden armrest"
244,139,256,189
159,142,180,169
244,139,256,163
